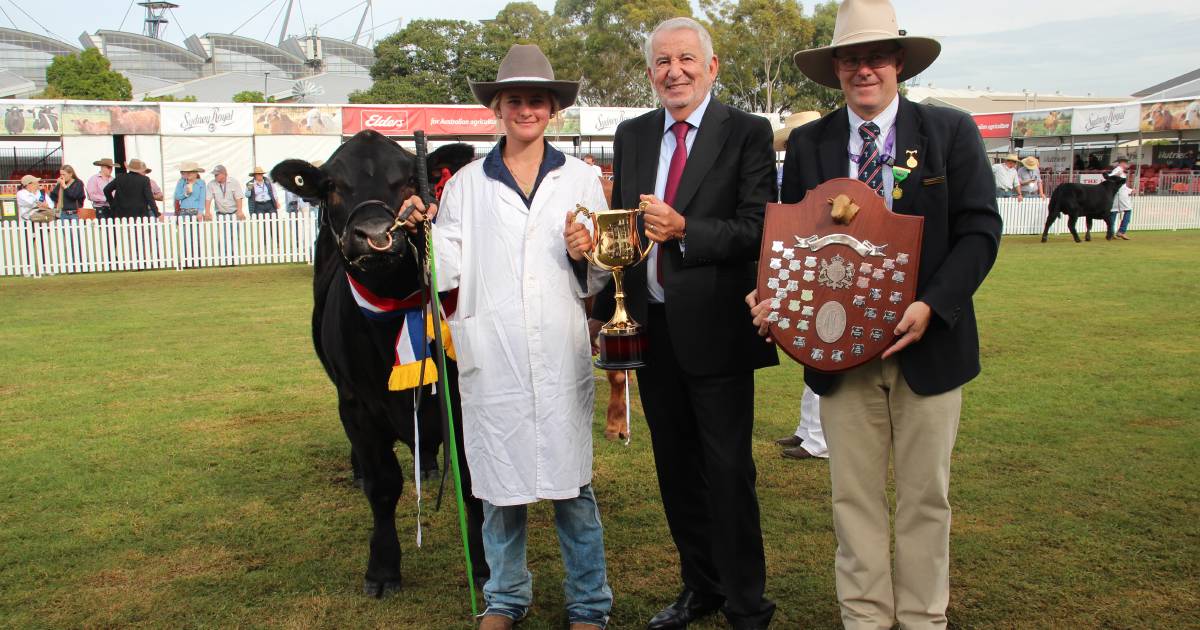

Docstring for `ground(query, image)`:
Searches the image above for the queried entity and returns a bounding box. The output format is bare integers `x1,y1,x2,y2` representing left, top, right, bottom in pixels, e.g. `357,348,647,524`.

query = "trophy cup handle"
572,204,600,267
634,200,655,263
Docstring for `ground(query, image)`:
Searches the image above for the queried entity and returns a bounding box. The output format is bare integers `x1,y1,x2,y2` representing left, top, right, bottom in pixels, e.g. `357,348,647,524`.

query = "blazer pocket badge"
921,175,946,186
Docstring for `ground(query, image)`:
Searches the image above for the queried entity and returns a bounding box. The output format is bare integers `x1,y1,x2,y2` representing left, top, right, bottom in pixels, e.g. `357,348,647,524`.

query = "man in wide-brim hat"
87,158,116,218
174,162,207,219
759,1,1003,628
103,158,159,220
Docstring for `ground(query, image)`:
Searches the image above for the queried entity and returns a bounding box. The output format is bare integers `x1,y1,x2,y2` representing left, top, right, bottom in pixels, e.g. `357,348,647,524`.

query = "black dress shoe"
775,435,803,447
646,588,725,629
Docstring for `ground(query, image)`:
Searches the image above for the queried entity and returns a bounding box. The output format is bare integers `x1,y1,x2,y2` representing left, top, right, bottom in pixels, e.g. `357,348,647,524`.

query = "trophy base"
594,331,647,370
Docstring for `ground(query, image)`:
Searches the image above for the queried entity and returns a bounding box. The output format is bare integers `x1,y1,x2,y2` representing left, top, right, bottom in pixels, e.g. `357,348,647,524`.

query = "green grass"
1,233,1197,629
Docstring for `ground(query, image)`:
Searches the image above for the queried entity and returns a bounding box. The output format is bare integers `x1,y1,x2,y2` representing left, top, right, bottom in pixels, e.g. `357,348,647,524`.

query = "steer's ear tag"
295,175,305,187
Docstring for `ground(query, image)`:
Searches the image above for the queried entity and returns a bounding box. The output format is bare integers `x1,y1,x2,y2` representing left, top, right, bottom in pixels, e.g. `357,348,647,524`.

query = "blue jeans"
481,484,612,627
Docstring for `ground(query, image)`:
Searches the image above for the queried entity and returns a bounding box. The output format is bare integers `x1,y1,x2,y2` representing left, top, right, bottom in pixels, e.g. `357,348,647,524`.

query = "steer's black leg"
1105,215,1115,240
1041,210,1057,242
1084,217,1093,242
339,393,404,598
1068,215,1082,242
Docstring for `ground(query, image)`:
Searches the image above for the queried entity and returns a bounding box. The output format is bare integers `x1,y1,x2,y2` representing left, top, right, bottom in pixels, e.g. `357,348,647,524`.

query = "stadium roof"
136,71,371,103
1131,68,1200,100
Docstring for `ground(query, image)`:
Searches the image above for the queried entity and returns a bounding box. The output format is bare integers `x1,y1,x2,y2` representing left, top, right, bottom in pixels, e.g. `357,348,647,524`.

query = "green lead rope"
425,221,480,617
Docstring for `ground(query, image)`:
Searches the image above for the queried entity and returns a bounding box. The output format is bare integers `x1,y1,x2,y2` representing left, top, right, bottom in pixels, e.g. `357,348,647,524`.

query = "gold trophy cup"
572,202,655,369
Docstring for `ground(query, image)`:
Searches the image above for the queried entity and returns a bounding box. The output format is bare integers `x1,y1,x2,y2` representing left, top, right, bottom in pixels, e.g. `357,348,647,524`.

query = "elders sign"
757,179,923,372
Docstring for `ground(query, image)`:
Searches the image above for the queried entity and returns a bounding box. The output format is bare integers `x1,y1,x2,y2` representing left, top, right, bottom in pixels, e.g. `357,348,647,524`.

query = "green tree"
788,1,844,113
354,19,498,104
232,91,274,103
703,0,810,113
142,95,198,102
44,48,131,101
554,0,693,106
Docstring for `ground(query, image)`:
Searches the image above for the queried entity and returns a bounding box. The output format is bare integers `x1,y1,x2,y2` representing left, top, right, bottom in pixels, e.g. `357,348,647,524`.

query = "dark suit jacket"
781,97,1002,396
103,172,158,218
594,97,779,376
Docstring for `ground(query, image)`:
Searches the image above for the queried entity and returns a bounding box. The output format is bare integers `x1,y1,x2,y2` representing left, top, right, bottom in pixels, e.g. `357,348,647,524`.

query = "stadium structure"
0,1,377,102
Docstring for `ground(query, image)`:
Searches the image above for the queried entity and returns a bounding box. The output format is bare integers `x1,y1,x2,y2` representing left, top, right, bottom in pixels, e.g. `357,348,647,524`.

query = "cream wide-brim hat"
793,0,941,90
1002,153,1019,163
470,44,579,110
1021,156,1039,169
773,111,822,151
178,161,205,173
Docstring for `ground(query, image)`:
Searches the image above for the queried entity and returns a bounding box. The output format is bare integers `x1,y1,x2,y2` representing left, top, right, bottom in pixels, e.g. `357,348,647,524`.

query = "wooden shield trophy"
757,179,924,372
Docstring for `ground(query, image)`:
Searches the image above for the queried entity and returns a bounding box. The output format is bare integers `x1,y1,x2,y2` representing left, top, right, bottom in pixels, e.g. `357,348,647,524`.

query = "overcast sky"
21,0,1200,98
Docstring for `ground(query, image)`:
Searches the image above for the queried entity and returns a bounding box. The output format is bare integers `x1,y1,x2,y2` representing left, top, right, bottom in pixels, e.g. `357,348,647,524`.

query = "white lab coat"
433,154,611,506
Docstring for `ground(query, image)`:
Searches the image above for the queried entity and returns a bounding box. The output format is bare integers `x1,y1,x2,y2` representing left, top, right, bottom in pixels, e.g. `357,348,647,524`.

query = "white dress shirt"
648,92,711,303
847,95,899,208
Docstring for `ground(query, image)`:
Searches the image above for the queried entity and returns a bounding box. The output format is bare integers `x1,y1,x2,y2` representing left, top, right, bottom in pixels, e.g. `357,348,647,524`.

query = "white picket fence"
1,214,317,277
3,197,1199,278
997,195,1200,235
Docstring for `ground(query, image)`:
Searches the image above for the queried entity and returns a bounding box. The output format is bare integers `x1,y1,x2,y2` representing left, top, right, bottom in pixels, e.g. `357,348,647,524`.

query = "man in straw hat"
103,158,159,220
1018,156,1044,198
86,158,115,219
246,166,280,215
588,16,779,630
173,162,207,219
760,1,1003,627
992,153,1022,199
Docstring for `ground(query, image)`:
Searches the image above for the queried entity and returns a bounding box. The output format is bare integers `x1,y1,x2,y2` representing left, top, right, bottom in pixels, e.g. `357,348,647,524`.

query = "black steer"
271,130,485,597
1041,175,1126,243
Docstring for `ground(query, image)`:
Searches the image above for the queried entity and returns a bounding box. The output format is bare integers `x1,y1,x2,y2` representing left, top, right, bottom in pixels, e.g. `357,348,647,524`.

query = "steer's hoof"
364,577,402,598
1085,235,1092,242
1040,236,1048,243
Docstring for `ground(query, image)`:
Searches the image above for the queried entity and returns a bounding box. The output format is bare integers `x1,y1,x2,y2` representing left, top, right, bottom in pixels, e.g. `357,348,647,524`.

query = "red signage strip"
973,113,1012,139
343,106,498,136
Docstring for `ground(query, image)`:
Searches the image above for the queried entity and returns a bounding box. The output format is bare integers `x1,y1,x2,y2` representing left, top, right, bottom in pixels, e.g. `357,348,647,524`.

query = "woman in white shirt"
399,45,613,630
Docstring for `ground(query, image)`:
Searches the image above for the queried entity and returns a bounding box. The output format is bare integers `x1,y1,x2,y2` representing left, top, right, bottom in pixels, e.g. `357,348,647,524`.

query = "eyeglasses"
834,51,899,72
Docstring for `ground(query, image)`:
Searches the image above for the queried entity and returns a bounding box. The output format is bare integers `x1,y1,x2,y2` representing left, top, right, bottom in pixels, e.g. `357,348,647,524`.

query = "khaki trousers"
820,356,961,630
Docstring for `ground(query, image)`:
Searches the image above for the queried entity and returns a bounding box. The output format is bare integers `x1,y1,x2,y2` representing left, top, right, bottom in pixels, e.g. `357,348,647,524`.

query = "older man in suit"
581,16,778,630
753,1,1003,628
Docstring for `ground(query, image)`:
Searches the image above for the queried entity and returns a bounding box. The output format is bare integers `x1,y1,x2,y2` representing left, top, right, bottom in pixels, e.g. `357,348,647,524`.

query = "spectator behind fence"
51,166,85,221
1018,156,1044,198
103,159,159,220
86,158,114,219
583,154,604,179
17,174,55,222
206,164,245,220
246,166,279,215
992,153,1022,199
173,162,207,219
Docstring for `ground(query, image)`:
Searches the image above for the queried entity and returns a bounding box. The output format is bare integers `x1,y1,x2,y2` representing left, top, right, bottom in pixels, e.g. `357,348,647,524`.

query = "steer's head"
273,130,419,275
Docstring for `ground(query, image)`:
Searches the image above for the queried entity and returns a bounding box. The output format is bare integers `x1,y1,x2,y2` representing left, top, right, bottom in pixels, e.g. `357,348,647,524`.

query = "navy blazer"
593,97,779,376
781,97,1002,395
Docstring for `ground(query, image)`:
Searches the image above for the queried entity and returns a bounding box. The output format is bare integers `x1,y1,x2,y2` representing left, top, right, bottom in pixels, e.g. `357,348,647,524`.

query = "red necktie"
663,121,691,206
659,121,691,281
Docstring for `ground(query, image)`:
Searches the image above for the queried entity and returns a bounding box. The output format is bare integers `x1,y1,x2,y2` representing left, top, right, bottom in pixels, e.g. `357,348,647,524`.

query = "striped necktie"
857,121,884,197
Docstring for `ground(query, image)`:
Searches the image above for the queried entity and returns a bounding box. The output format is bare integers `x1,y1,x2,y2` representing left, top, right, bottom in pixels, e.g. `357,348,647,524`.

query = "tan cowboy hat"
470,44,579,109
93,158,115,167
20,174,38,186
178,161,205,173
1002,153,1019,163
1021,156,1039,169
126,159,151,174
793,0,941,90
249,166,267,176
773,111,822,150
